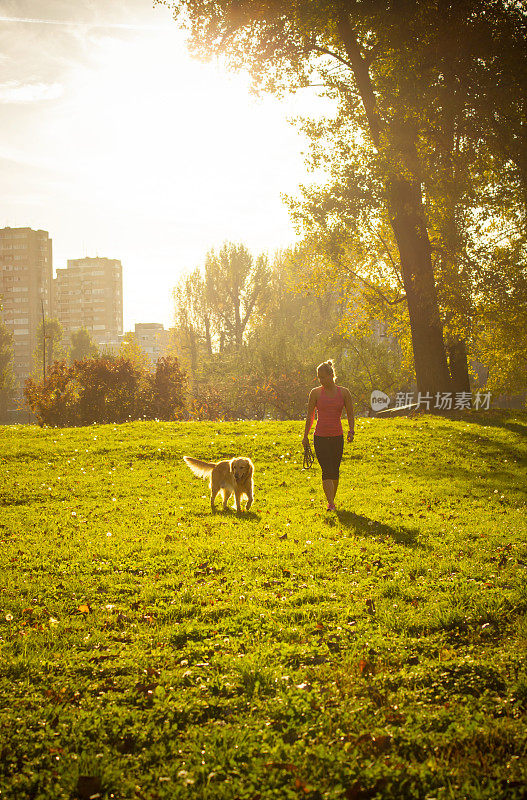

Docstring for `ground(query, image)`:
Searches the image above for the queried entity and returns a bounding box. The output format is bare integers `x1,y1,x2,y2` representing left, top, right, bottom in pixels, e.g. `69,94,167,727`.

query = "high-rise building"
55,257,123,349
134,322,169,366
0,227,53,389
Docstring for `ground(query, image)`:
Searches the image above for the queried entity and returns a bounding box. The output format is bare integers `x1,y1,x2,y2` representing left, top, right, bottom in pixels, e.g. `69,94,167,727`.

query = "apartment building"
55,257,123,349
134,322,169,366
0,227,53,388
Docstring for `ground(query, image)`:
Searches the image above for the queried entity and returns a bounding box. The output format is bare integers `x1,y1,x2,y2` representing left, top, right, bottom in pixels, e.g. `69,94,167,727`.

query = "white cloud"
0,80,63,103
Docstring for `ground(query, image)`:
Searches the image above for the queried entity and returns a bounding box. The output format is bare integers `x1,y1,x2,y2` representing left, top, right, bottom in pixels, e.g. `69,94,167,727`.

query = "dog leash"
303,440,315,469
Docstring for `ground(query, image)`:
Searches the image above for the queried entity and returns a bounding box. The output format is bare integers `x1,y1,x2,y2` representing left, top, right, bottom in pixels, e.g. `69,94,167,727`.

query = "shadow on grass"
454,410,527,439
333,510,424,547
192,509,262,523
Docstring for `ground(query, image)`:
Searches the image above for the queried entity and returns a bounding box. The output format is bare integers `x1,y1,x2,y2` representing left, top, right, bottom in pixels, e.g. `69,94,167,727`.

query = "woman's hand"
347,430,354,443
302,434,309,447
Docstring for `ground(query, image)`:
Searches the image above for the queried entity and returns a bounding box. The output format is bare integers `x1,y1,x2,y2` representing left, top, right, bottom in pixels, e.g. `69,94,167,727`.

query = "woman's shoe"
326,502,336,512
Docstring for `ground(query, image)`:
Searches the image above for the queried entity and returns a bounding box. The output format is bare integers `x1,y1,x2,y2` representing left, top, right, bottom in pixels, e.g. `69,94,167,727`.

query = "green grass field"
1,413,526,800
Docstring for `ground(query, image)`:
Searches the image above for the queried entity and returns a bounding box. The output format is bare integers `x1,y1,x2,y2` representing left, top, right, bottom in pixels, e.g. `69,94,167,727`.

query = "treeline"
170,242,406,420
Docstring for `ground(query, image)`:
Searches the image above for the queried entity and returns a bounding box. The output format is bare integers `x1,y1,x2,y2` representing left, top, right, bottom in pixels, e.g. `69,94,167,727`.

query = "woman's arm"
343,388,355,441
302,389,317,444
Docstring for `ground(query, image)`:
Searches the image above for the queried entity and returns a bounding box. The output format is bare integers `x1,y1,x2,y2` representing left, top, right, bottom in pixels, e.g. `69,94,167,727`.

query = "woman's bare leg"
333,478,339,499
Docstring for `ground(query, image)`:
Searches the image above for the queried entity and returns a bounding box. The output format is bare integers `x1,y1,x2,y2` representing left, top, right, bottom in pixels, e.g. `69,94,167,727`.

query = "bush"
24,356,187,426
140,356,187,420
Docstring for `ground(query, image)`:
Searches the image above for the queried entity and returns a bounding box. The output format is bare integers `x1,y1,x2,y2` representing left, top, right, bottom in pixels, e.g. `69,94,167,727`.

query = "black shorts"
313,434,344,480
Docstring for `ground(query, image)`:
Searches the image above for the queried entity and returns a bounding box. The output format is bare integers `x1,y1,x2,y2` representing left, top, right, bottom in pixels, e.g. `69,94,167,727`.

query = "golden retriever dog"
183,456,254,513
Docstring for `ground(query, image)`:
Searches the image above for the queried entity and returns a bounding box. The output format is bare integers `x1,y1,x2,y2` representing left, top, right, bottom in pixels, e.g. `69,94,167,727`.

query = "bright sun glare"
0,8,325,328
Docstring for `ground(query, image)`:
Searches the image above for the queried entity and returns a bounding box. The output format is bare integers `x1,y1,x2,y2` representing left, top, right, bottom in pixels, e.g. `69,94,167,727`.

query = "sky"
0,0,326,330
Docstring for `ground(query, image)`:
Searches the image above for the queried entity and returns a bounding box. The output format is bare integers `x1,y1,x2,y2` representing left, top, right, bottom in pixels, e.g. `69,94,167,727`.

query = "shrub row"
24,356,187,426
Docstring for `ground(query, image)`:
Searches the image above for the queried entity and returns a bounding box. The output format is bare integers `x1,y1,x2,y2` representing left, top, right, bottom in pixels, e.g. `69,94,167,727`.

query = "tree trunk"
204,317,212,356
447,338,471,395
188,328,198,376
386,173,452,394
337,14,452,395
234,302,242,349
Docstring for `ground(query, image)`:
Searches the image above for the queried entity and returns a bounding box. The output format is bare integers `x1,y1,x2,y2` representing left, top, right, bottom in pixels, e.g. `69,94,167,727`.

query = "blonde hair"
317,359,336,379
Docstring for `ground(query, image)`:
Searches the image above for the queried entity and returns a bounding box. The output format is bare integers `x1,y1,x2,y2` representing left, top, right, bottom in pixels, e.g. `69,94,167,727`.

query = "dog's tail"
183,456,216,479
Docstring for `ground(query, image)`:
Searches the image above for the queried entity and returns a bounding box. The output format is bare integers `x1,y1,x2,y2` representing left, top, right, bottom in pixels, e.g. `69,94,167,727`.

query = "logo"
370,390,390,411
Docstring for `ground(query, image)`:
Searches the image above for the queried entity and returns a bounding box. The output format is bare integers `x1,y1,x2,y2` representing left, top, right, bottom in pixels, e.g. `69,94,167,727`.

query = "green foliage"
118,332,151,372
0,321,15,421
69,328,98,364
1,414,526,798
24,356,188,426
164,0,527,394
172,245,406,418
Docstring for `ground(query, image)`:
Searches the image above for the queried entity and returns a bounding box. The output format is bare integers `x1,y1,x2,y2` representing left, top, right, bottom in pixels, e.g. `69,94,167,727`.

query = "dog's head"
231,457,253,484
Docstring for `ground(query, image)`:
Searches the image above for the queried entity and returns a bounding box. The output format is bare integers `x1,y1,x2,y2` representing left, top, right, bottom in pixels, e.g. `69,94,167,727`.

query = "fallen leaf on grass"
144,666,161,678
358,659,375,676
294,776,311,793
77,604,91,615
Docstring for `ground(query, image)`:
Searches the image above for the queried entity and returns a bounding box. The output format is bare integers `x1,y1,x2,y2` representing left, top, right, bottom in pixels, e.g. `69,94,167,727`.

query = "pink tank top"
314,387,344,436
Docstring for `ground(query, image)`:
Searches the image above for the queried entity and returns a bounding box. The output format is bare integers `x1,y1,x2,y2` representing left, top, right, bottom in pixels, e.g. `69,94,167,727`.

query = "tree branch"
341,259,406,306
308,44,354,71
365,223,405,290
336,12,382,147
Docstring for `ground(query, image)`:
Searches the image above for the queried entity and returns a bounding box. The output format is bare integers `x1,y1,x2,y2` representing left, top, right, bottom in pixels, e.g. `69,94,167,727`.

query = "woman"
302,360,354,511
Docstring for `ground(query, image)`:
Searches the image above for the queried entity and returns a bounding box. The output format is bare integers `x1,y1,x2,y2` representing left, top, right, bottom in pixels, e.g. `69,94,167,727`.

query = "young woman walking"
302,360,355,511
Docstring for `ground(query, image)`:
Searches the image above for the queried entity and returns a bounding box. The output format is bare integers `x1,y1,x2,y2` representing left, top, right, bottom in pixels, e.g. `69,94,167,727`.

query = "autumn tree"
162,0,526,395
141,355,188,420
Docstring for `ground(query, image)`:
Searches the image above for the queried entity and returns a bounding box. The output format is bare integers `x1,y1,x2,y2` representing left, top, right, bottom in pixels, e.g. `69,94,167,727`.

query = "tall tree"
0,322,14,421
172,242,270,376
34,318,65,379
162,0,526,394
205,243,270,350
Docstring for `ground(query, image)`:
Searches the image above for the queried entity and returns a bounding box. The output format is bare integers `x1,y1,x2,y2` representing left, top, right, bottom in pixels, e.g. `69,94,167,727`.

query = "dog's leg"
211,487,219,512
222,489,231,511
246,490,253,511
234,490,243,513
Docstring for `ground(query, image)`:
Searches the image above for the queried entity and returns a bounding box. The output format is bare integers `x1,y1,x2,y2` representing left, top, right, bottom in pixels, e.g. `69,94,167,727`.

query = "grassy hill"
1,413,526,799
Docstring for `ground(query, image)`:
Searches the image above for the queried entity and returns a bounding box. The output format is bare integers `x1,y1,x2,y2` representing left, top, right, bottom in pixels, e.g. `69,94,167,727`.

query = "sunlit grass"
0,413,526,799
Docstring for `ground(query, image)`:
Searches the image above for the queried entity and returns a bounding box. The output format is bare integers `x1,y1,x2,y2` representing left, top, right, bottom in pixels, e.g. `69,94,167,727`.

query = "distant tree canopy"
172,243,407,418
118,331,152,372
173,241,270,376
69,328,98,363
163,0,527,396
